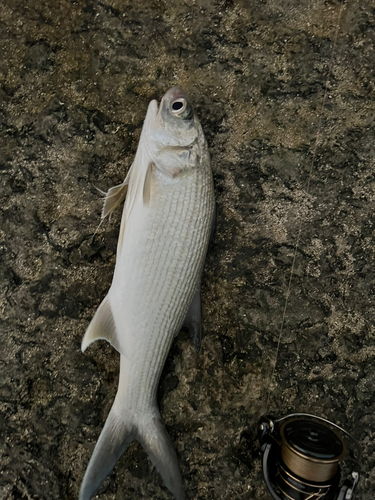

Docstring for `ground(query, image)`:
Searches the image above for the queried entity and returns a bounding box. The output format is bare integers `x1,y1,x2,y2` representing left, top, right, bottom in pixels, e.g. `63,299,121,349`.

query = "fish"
79,87,215,500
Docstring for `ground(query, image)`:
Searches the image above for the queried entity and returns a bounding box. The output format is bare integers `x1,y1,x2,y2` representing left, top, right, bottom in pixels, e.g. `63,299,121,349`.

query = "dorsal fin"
81,295,122,354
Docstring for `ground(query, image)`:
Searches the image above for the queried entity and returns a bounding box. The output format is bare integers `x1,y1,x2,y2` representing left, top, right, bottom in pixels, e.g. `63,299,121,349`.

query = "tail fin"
79,407,135,500
137,414,185,500
79,408,185,500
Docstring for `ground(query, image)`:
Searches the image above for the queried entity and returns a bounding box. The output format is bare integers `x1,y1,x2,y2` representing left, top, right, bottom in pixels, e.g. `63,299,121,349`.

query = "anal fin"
183,290,202,353
209,202,217,247
81,295,121,353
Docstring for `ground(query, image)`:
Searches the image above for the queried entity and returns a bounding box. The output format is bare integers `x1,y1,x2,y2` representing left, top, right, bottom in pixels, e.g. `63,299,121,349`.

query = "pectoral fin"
182,208,215,354
99,100,158,224
183,290,202,353
143,162,154,205
81,295,121,354
101,181,129,219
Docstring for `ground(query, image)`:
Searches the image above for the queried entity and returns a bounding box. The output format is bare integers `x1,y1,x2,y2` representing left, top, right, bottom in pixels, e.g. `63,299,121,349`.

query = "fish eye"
171,98,193,120
172,101,184,111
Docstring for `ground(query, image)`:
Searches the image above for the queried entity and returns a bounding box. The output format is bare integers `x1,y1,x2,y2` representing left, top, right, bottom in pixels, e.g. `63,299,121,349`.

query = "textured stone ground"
1,0,374,499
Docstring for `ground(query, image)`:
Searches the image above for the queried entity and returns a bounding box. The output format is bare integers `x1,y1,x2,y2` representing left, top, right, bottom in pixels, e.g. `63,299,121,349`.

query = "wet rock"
1,0,374,499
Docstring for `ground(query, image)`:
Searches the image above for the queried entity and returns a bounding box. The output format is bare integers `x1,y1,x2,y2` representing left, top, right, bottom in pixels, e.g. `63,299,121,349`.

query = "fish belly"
109,166,214,411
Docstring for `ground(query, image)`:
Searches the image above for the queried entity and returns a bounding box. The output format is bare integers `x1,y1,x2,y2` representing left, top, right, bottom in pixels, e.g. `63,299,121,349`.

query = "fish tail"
79,407,185,500
79,404,135,500
80,358,185,500
136,412,185,500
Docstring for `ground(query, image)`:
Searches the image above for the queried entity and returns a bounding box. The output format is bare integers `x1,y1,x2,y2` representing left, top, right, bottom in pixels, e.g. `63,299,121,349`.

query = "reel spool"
258,413,361,500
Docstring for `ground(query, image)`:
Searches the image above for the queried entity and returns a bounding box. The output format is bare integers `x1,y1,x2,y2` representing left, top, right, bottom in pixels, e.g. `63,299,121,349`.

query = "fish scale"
118,171,212,411
79,87,214,500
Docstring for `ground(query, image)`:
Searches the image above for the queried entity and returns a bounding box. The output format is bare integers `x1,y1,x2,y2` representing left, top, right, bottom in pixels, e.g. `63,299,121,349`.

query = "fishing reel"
258,413,361,500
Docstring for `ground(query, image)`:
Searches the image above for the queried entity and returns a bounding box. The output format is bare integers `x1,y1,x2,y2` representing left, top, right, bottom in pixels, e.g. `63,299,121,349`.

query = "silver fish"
79,87,215,500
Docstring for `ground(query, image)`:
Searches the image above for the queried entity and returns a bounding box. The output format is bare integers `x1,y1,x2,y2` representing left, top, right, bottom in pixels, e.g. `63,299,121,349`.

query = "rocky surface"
1,0,374,499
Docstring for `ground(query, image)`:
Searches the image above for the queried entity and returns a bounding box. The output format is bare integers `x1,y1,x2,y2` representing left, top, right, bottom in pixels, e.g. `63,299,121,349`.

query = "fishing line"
258,5,361,499
265,0,347,413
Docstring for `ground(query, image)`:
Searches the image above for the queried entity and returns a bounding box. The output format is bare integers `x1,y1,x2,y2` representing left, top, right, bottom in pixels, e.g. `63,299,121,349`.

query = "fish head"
149,88,200,146
145,87,205,178
155,87,198,146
